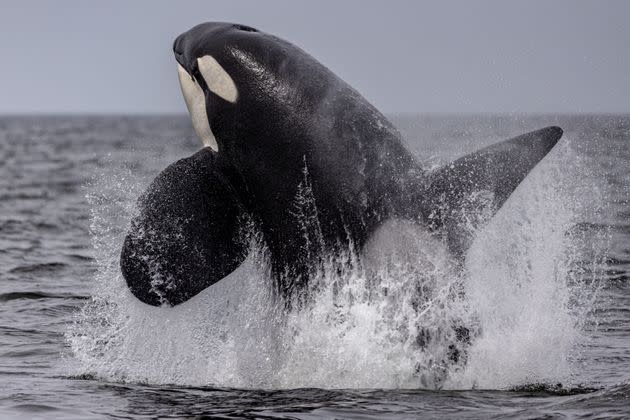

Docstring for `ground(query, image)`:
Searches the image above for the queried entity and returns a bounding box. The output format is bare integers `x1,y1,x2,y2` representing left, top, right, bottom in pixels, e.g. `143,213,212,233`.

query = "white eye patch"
177,63,217,151
197,55,238,103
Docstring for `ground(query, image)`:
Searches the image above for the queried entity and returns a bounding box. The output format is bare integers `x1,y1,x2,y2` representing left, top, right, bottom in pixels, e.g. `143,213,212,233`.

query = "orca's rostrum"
120,22,563,307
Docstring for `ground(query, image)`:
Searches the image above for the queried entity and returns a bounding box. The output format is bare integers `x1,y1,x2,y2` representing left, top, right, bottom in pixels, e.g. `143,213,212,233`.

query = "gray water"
0,115,628,418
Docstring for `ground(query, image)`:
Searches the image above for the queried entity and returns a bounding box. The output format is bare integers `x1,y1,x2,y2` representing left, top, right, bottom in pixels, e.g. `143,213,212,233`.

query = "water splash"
449,138,610,389
67,137,607,390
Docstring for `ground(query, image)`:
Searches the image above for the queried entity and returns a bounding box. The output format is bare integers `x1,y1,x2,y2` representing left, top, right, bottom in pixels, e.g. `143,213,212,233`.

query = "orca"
121,22,563,307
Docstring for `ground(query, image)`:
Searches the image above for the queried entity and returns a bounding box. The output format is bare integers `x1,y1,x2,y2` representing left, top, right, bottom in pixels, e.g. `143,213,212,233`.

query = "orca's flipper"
121,148,249,306
423,126,563,256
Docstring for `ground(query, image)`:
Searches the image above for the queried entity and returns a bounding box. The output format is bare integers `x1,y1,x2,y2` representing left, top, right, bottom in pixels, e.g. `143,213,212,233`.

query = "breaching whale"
121,22,563,307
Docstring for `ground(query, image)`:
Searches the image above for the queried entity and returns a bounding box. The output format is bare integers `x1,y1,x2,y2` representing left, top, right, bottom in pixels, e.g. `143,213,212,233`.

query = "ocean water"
0,114,628,418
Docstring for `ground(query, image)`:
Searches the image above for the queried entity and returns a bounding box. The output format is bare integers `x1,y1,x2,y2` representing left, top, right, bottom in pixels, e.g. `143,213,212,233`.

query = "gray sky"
1,0,629,114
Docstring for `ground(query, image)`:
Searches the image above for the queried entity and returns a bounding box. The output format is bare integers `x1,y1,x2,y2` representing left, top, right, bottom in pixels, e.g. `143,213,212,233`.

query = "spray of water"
67,138,606,389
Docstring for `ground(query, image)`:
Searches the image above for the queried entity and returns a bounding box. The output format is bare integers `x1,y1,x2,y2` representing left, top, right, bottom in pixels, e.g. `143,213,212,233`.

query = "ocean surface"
0,114,628,419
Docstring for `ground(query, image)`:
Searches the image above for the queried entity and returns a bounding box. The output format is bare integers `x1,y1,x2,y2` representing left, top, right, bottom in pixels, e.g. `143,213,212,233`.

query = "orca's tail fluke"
420,126,563,256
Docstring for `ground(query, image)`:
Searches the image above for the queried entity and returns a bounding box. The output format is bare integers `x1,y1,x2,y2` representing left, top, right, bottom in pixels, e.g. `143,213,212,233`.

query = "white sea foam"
67,137,606,389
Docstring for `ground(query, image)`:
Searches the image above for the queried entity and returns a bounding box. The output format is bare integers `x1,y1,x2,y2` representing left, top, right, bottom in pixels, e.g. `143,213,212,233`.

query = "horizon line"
0,111,628,117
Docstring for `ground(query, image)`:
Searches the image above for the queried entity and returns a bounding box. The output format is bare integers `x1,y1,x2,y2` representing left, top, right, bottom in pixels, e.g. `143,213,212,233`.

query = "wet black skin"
121,22,563,306
121,148,248,306
172,23,423,294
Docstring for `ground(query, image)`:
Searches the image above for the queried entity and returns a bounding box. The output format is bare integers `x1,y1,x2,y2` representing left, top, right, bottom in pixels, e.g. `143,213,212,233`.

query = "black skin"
121,22,563,306
121,149,248,306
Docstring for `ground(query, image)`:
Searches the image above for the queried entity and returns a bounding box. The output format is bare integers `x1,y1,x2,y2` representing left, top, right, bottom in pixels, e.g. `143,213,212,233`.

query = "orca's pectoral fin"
121,148,249,306
424,126,563,256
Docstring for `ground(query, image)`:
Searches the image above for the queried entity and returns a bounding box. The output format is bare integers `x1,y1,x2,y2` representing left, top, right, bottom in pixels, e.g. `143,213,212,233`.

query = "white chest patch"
177,63,217,150
176,56,239,151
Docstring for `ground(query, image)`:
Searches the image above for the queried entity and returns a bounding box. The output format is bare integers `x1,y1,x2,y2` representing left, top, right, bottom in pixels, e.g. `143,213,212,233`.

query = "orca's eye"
234,24,257,33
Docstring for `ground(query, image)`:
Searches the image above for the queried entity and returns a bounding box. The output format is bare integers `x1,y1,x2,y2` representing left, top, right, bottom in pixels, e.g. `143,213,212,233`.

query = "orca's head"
173,22,331,153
